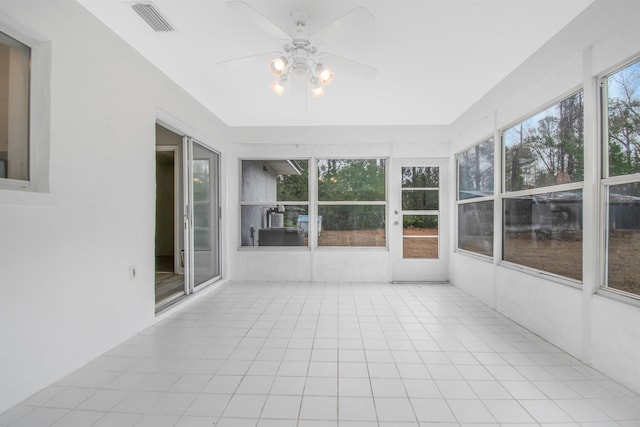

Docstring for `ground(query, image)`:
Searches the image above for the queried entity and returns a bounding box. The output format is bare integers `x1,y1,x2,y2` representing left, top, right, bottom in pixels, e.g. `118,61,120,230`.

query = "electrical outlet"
129,265,137,281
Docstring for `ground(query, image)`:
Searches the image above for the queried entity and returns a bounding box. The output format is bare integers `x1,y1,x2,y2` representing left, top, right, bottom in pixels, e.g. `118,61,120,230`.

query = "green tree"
318,159,385,202
318,159,386,230
505,91,584,191
277,160,308,201
458,139,494,198
607,62,640,176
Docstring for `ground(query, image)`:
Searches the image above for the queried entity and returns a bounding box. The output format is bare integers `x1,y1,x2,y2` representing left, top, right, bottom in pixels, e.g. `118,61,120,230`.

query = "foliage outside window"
0,31,30,182
458,138,494,199
317,159,386,247
602,59,640,298
193,157,212,249
502,92,584,281
240,160,309,247
457,138,494,257
504,91,584,191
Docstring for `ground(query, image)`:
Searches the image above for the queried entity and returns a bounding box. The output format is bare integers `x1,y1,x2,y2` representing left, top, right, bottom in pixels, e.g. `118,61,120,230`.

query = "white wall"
229,128,451,283
2,0,639,414
0,1,228,412
448,0,640,393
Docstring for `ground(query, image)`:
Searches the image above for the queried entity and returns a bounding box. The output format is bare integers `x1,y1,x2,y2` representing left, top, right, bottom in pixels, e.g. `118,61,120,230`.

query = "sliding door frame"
155,121,221,313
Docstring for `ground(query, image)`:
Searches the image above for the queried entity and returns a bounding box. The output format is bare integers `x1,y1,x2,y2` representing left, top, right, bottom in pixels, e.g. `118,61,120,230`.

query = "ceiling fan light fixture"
311,85,325,98
269,56,288,76
271,78,286,95
318,67,334,85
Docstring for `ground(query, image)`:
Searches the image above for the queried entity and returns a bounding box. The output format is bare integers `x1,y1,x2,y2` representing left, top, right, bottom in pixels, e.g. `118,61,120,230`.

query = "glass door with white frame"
189,140,221,288
391,159,448,282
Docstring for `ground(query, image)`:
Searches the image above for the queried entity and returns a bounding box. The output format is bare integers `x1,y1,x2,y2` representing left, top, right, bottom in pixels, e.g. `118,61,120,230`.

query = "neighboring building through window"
0,30,30,182
502,91,584,281
240,159,309,247
317,159,386,247
601,58,640,298
456,137,494,257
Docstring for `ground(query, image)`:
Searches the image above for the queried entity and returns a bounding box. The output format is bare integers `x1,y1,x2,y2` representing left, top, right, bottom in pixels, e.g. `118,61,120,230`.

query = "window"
240,160,309,247
457,137,494,257
0,30,30,183
502,91,584,281
503,190,583,281
317,159,386,247
601,58,640,298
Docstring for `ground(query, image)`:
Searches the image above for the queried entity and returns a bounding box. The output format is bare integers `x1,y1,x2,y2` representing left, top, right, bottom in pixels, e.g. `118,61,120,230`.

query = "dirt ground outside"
503,231,640,296
504,233,583,281
318,229,385,247
317,228,438,259
403,228,438,259
607,231,640,295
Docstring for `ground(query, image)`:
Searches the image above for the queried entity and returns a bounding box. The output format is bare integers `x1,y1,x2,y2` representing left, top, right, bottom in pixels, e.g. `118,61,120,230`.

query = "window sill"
454,248,494,263
497,260,583,290
238,246,311,251
0,187,54,206
595,287,640,308
315,246,388,252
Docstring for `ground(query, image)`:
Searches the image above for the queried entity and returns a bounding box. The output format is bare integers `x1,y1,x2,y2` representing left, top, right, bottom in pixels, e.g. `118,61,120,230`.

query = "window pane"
242,160,308,202
403,214,438,258
606,60,640,177
317,205,385,247
193,159,210,203
458,201,493,257
318,159,386,201
458,138,494,199
503,190,582,281
402,189,438,210
193,158,211,249
241,205,308,247
504,92,584,192
0,31,30,181
401,166,438,188
606,182,640,296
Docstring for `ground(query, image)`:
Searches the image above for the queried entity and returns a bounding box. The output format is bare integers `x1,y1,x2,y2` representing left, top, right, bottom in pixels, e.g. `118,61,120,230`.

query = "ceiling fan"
221,1,378,97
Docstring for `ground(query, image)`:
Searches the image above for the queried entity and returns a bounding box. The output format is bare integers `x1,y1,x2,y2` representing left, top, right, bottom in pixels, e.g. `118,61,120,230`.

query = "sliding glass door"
189,140,221,288
155,125,220,312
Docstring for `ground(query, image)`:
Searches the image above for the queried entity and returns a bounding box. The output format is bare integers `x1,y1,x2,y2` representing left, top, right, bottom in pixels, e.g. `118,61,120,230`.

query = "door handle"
394,210,399,215
393,221,399,226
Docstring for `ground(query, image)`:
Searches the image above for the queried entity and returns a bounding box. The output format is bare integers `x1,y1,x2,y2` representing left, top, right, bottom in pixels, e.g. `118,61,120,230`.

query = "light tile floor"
2,281,639,427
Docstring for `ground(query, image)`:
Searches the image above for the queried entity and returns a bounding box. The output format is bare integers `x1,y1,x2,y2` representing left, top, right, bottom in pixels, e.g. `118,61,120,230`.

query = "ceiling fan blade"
320,52,378,80
311,6,374,46
217,51,280,66
226,1,290,40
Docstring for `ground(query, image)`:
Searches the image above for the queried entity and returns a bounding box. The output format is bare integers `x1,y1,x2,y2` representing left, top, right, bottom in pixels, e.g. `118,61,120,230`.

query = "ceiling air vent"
132,2,174,32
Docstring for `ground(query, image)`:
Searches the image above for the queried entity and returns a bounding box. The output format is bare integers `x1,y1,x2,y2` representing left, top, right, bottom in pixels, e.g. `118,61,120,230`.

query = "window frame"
499,88,585,285
315,157,388,249
455,136,495,259
239,158,311,249
0,20,50,194
598,55,640,301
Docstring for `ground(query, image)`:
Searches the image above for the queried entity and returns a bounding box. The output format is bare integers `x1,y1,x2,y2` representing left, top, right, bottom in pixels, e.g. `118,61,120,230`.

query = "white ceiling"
77,0,594,127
